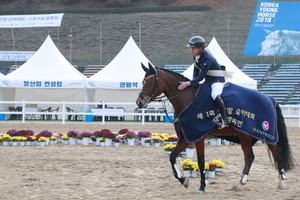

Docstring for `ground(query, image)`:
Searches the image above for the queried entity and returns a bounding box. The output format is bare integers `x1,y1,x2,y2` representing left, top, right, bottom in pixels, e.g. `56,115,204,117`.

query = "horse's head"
259,29,289,56
136,63,164,108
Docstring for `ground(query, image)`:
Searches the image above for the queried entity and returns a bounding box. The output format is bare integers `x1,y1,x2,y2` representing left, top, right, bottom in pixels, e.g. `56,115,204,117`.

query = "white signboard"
0,51,36,61
0,13,64,28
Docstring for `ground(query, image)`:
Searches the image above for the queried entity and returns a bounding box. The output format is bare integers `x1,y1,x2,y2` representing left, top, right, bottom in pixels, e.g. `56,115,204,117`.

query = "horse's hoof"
182,177,189,188
197,189,206,194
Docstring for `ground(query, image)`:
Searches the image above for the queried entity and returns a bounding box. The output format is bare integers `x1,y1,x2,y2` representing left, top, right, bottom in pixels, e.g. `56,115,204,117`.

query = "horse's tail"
276,103,295,171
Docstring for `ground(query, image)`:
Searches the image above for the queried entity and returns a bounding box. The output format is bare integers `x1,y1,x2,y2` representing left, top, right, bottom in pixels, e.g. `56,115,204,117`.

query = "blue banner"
243,1,300,56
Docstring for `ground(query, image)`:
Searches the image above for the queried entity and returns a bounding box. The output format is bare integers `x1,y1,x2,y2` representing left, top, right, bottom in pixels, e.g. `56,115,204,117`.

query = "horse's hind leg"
232,134,255,191
267,144,286,189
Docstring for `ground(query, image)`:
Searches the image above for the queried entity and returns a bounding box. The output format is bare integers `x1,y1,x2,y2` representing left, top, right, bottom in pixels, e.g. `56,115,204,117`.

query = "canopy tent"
0,35,87,103
86,36,152,103
182,37,257,90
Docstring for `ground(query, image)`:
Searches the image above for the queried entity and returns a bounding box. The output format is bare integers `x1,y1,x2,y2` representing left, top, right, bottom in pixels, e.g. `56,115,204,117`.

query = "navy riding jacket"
190,49,225,86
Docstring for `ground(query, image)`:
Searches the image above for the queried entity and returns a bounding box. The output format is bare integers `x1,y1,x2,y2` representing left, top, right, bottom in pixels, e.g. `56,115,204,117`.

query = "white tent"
0,72,4,77
182,37,257,90
0,35,87,103
86,36,151,103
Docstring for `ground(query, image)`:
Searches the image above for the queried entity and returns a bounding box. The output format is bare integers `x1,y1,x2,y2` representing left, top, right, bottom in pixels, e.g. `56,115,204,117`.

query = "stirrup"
217,119,228,129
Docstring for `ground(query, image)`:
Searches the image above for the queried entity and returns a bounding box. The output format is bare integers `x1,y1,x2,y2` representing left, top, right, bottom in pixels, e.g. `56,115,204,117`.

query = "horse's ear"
141,63,148,72
148,62,156,74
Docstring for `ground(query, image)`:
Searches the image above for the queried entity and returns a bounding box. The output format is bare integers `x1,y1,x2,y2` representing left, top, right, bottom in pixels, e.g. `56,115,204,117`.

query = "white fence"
1,101,300,126
0,100,174,125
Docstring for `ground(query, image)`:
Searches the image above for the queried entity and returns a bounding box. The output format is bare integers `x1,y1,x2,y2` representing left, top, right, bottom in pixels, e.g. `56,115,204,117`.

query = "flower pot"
183,170,191,177
216,138,222,145
209,138,217,146
144,143,150,147
62,140,69,144
25,141,31,146
19,141,25,146
128,138,135,146
39,142,46,146
215,168,222,175
69,137,77,145
166,151,171,156
82,137,89,146
3,141,9,146
154,143,160,147
207,170,215,178
191,171,198,178
49,140,55,145
96,137,102,146
140,137,146,146
12,141,19,146
186,148,194,158
223,139,230,145
45,138,50,145
105,138,112,147
114,142,120,147
100,142,105,146
77,139,82,144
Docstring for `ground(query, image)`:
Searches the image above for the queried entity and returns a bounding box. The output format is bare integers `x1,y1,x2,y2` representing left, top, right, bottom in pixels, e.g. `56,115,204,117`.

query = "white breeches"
211,82,224,100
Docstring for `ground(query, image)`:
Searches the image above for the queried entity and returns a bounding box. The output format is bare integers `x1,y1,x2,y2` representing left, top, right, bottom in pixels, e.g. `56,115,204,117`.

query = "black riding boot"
214,95,228,128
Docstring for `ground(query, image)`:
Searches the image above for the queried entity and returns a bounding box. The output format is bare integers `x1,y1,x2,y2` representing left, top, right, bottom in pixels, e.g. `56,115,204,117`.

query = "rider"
178,36,228,128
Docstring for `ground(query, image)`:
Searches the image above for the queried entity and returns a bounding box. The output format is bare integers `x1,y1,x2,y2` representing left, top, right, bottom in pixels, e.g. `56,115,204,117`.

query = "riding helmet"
186,36,205,48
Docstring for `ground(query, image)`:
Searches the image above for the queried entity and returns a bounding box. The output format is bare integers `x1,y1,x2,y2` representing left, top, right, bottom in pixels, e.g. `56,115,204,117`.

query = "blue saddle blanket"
174,82,278,145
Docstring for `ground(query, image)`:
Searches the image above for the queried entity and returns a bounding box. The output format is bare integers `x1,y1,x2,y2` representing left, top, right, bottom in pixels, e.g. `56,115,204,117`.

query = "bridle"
137,68,195,104
137,67,159,105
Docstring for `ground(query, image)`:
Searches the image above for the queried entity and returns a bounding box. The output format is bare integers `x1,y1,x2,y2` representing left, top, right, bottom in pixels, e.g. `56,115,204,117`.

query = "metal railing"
0,100,173,125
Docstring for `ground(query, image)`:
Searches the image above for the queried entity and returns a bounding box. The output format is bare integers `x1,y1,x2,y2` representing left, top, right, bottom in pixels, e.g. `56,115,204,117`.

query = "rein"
138,68,198,123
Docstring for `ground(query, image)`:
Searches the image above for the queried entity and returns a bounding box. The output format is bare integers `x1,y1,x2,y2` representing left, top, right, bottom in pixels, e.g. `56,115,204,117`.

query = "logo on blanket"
262,121,270,131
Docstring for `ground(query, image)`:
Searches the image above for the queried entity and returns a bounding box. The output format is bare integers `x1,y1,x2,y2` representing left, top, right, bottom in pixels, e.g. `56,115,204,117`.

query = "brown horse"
136,63,294,194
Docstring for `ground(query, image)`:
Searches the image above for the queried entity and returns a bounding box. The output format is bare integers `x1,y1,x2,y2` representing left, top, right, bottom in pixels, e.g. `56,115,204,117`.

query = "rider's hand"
178,81,190,90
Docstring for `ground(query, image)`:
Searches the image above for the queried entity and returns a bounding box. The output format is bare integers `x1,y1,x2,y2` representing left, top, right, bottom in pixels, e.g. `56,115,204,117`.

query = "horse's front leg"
195,139,206,194
169,138,189,188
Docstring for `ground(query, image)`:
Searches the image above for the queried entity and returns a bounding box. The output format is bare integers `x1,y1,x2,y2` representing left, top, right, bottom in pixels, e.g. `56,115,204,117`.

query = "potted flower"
67,130,78,138
80,132,92,146
164,135,178,144
6,129,18,137
102,130,116,147
24,136,34,145
49,136,58,145
38,136,47,146
191,162,199,178
180,158,194,177
152,137,162,147
124,131,136,146
137,131,151,145
185,144,195,158
144,137,152,147
38,130,53,138
16,129,34,136
113,136,122,147
10,136,20,146
61,134,69,144
1,134,11,145
207,163,218,178
19,136,27,146
209,159,225,175
99,137,106,146
67,130,78,145
118,128,129,135
163,144,176,155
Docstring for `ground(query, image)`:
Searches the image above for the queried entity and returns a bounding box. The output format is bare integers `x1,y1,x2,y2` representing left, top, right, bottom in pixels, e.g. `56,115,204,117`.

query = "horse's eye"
142,80,146,85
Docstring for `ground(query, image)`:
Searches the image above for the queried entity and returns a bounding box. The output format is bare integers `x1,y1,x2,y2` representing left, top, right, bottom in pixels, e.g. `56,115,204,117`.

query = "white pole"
99,21,102,65
227,19,230,57
139,22,141,49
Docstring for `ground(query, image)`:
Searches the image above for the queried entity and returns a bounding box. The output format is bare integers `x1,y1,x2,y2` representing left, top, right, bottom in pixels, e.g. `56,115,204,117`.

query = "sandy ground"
0,119,299,200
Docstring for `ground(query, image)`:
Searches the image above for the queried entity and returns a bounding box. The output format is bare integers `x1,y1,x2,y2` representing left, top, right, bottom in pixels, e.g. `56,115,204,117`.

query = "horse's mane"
157,67,190,81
